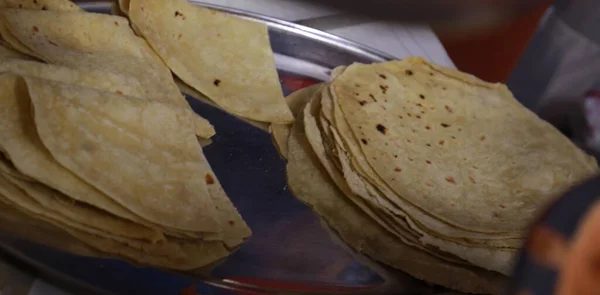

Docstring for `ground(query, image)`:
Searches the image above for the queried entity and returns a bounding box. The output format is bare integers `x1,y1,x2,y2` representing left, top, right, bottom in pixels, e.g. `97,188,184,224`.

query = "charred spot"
213,79,221,87
480,136,486,141
205,173,215,185
438,140,444,145
445,176,456,184
354,92,359,96
416,115,421,119
33,26,39,32
369,94,376,102
399,115,403,119
426,160,431,164
500,204,506,209
376,124,387,134
408,158,414,162
217,33,222,37
41,5,46,10
115,90,123,95
48,40,58,46
355,83,361,87
429,72,434,76
426,144,431,147
379,85,388,94
442,87,447,90
361,139,368,145
419,94,425,99
407,113,412,117
177,34,183,40
395,167,402,172
451,136,456,139
141,6,144,11
450,203,456,207
445,105,453,113
493,212,500,218
18,4,23,8
175,11,186,19
469,175,476,184
358,100,367,106
33,0,37,4
406,139,411,143
379,74,387,79
425,125,431,130
381,105,387,110
114,21,119,26
405,69,413,76
394,155,398,158
416,103,422,107
228,220,235,225
441,123,451,128
458,128,463,132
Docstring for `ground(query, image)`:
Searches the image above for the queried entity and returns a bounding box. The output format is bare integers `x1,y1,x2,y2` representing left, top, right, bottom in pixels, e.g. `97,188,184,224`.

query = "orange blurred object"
436,0,552,83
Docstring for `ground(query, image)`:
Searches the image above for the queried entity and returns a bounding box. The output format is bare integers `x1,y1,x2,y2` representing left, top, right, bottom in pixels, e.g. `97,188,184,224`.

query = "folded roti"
0,9,213,138
0,160,163,242
0,0,80,11
127,0,293,124
25,76,224,233
0,177,231,270
0,59,215,139
0,73,159,229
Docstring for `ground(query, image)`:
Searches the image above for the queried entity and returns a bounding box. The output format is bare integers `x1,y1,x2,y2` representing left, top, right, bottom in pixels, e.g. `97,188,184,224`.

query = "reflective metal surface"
0,2,441,295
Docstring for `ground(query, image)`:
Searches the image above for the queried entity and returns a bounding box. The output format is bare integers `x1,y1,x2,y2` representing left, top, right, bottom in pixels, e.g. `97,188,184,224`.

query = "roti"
127,0,293,124
0,0,81,11
271,84,321,160
330,57,598,235
25,75,223,233
286,100,508,294
0,9,213,138
0,73,156,229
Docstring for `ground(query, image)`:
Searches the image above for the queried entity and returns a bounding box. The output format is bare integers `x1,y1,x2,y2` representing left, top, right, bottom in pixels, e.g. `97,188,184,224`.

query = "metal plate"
0,2,437,294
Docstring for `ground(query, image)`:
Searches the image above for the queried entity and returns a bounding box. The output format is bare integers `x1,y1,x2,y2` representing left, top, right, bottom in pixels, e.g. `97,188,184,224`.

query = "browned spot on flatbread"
205,174,215,185
445,176,456,184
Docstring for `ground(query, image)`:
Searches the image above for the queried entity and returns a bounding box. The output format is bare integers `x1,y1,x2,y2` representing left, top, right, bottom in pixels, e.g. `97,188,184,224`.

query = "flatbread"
0,73,156,229
128,0,293,124
25,75,223,233
0,158,163,242
0,0,81,11
0,9,213,138
0,176,231,270
330,57,598,235
286,104,508,295
271,84,321,160
177,79,270,132
0,59,215,139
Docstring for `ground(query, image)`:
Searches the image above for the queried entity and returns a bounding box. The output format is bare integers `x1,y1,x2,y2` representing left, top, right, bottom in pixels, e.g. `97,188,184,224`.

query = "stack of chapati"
0,0,254,270
275,57,599,294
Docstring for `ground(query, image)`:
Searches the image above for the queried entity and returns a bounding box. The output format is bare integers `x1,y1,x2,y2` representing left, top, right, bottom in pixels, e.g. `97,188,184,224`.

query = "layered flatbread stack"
0,0,263,271
275,57,599,294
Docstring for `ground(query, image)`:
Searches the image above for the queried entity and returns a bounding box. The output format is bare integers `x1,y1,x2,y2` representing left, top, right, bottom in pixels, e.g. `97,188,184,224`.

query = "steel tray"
0,2,444,294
